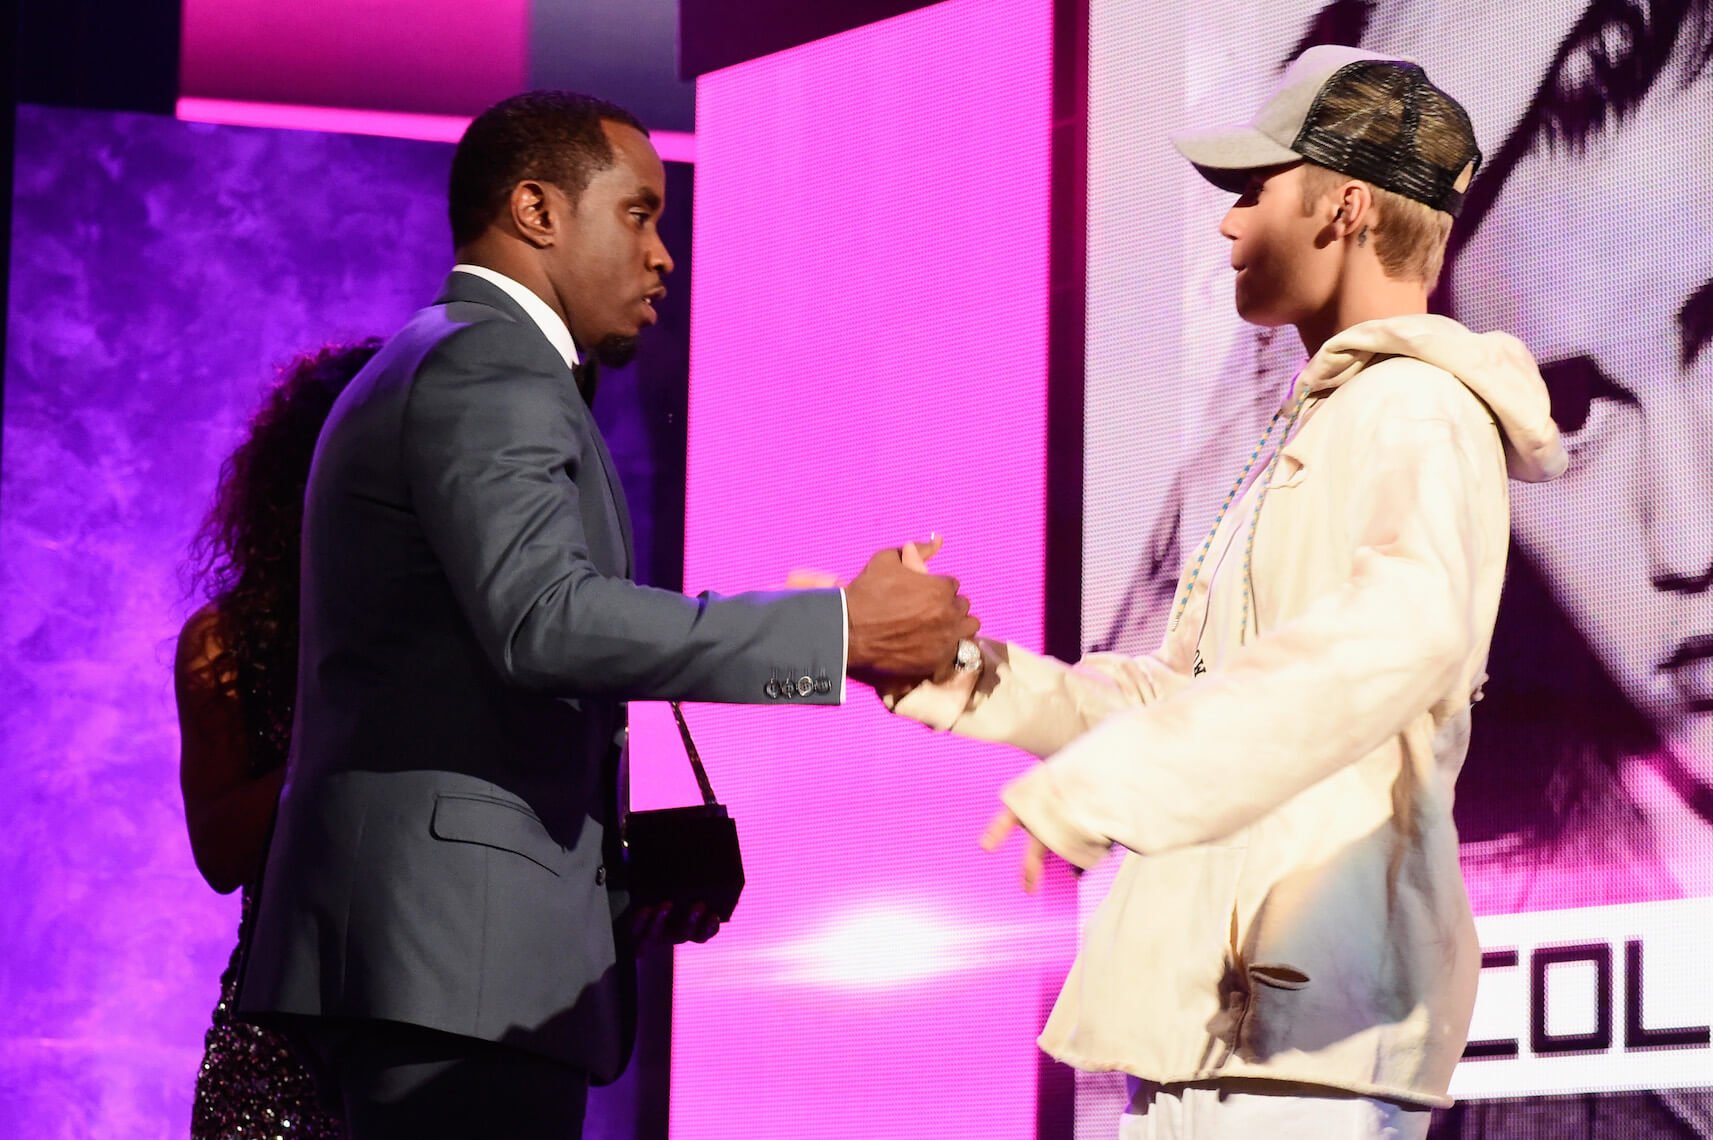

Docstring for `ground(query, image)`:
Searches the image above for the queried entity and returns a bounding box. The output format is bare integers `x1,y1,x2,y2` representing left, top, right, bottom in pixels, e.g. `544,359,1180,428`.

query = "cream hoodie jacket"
892,314,1566,1106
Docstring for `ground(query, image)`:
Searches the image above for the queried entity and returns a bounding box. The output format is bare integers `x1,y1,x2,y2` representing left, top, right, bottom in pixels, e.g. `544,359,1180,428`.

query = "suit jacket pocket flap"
430,793,565,875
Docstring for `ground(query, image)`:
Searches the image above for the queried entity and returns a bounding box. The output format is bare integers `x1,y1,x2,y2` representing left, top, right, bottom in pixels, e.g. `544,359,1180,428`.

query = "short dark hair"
448,90,647,249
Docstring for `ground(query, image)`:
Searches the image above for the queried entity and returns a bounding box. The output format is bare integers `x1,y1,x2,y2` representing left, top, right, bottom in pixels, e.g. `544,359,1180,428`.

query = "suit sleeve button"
764,679,781,699
796,676,815,697
816,676,832,695
595,865,607,885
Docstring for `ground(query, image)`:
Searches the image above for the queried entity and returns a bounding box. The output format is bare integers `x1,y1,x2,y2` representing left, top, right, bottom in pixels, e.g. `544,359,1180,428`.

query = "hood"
1295,314,1569,483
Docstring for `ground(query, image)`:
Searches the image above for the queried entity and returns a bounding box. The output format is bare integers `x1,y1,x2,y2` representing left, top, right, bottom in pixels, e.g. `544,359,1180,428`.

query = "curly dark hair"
448,89,648,249
187,340,381,772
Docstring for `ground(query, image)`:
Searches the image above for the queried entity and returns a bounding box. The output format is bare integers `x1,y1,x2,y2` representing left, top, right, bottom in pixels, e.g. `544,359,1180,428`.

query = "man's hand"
981,808,1050,893
627,900,722,947
845,535,979,686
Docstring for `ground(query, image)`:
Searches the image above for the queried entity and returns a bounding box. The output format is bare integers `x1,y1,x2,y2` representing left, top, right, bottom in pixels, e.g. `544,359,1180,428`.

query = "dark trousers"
293,1016,590,1139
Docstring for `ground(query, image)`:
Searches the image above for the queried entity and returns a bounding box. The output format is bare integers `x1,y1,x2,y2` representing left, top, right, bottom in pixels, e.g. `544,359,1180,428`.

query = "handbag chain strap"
669,702,720,808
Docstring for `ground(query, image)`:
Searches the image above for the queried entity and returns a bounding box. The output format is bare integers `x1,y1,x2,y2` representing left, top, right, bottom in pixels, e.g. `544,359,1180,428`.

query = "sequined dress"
190,887,344,1138
190,656,345,1139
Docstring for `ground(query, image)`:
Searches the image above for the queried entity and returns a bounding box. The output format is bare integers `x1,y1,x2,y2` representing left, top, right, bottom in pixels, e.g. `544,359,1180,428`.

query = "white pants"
1119,1078,1431,1140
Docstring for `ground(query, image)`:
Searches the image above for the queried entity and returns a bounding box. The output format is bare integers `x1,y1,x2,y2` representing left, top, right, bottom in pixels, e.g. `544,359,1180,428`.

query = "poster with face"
1082,1,1713,1134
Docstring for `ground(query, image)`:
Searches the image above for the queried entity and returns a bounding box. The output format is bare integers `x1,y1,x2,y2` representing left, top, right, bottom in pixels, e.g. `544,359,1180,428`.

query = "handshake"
821,535,982,688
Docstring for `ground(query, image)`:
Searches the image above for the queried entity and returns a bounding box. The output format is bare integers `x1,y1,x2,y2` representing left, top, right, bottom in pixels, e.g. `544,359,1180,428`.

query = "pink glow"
180,0,528,117
174,98,699,164
175,98,471,143
628,0,1062,1134
688,901,1069,991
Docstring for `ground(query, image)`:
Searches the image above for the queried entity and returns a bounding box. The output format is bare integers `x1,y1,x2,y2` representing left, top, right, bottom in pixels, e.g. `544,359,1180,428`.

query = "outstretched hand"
845,535,978,686
981,807,1051,894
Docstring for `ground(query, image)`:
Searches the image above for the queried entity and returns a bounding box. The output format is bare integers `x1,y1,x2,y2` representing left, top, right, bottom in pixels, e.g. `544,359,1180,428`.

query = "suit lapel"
435,271,636,580
584,421,636,581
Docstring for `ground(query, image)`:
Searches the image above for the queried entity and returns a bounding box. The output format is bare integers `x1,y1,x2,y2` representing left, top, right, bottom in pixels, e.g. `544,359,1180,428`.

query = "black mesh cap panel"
1292,61,1482,215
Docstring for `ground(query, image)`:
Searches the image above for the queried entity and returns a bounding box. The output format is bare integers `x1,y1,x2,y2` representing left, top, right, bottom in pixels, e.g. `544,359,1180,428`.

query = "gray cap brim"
1171,128,1302,194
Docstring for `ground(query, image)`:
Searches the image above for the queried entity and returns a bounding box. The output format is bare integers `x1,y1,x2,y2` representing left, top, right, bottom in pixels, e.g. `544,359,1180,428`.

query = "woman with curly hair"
175,340,379,1139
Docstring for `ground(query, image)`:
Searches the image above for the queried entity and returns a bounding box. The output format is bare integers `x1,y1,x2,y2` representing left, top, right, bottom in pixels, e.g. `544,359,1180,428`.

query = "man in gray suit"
238,91,976,1137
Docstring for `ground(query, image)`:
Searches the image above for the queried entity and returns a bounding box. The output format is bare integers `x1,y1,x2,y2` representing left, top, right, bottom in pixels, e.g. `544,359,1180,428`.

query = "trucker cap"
1172,44,1482,216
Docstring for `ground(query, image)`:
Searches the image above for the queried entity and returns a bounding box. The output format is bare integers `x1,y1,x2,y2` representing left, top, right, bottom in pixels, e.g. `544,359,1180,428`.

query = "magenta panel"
174,98,700,163
180,0,528,116
631,0,1064,1134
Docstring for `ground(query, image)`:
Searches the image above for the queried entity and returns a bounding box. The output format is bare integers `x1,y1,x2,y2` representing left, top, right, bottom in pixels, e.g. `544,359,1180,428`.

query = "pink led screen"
626,0,1065,1134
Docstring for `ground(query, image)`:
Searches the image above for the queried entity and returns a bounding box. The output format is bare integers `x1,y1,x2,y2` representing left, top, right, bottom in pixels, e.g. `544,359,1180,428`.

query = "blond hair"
1298,163,1455,285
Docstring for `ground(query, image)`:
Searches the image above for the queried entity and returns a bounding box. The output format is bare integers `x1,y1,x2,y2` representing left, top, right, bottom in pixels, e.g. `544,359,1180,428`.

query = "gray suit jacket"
237,272,842,1082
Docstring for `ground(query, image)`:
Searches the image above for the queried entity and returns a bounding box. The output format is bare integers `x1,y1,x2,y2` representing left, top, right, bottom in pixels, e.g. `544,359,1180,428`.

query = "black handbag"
618,703,745,923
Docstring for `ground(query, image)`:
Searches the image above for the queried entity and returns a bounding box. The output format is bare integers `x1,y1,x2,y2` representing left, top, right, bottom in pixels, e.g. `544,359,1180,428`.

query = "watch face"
956,640,982,672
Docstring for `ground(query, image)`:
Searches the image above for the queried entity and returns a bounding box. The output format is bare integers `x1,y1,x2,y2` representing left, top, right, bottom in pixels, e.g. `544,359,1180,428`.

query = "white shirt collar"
450,264,580,370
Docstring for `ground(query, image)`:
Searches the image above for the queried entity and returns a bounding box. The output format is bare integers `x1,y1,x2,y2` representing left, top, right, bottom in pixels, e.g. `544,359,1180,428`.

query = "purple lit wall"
625,0,1068,1135
0,106,657,1137
0,106,455,1137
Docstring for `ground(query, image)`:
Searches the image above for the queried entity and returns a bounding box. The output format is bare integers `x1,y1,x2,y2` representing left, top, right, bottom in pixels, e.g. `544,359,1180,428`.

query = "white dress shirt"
451,263,580,370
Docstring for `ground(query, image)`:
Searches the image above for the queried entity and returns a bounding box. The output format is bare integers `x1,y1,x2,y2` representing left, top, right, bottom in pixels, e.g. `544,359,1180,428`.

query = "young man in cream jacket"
890,45,1568,1139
